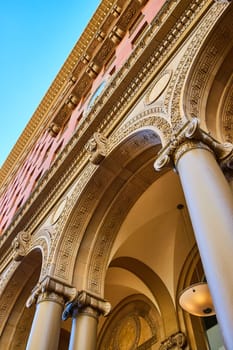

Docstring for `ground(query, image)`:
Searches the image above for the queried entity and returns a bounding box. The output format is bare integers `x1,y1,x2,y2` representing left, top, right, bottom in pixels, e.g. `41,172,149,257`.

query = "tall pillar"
26,276,76,350
154,118,233,350
62,290,111,350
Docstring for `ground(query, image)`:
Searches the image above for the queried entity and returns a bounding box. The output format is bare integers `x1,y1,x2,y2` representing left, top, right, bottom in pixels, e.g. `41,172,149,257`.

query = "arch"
182,2,233,142
168,1,230,131
0,249,42,348
52,126,163,287
30,226,53,279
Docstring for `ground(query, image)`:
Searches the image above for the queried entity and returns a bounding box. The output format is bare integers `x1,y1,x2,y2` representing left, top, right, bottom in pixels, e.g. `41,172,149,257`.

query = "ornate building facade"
0,0,232,349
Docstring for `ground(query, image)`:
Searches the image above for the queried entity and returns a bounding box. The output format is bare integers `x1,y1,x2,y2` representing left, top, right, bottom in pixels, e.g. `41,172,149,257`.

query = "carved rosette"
159,332,186,350
62,290,111,321
26,275,76,308
11,230,31,261
154,118,233,172
85,132,107,165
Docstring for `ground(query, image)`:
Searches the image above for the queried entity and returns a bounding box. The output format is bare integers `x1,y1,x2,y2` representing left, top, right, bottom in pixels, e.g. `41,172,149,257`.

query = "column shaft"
69,307,98,350
177,147,233,350
26,296,64,350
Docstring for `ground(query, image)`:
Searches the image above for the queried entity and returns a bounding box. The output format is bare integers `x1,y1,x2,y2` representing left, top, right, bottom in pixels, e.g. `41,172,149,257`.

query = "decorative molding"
85,132,107,165
62,290,111,320
154,118,233,171
47,122,61,137
37,291,65,306
159,332,186,350
26,275,76,308
11,231,30,261
221,77,233,143
168,0,229,132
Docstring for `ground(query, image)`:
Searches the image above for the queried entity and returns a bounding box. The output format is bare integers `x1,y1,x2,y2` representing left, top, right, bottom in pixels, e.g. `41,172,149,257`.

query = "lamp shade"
179,282,215,317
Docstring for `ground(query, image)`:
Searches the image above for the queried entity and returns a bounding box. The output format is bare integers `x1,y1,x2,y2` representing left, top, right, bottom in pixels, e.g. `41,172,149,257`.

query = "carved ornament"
11,230,30,261
26,275,76,308
85,132,107,165
159,332,186,350
154,118,233,171
62,290,111,320
48,122,61,137
167,0,230,131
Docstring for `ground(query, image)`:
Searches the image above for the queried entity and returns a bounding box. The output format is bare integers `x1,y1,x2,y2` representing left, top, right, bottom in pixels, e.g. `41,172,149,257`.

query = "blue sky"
0,0,100,167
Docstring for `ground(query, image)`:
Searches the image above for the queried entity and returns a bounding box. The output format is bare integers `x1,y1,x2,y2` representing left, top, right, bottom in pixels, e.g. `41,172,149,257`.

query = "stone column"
154,118,233,350
26,276,76,350
62,290,111,350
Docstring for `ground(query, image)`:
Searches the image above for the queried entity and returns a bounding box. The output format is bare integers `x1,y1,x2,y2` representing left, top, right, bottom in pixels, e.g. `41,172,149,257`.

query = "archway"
0,250,42,349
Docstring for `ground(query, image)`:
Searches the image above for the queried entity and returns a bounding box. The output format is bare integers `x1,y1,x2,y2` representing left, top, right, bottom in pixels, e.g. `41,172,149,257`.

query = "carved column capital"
85,132,107,165
159,332,186,350
62,290,111,321
154,118,233,172
26,275,76,308
214,0,231,3
11,230,30,261
36,291,65,306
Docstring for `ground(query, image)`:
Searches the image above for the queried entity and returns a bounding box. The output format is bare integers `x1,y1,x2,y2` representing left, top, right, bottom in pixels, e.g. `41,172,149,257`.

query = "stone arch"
52,126,163,289
182,2,233,142
30,226,54,279
0,249,42,349
168,1,230,131
74,131,164,294
110,110,172,147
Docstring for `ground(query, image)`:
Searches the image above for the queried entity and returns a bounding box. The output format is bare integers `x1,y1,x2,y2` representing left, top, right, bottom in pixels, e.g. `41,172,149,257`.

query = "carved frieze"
167,0,229,131
221,80,233,143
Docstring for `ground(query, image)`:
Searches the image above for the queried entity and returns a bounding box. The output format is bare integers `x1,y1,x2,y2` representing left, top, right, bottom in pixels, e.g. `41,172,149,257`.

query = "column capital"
26,275,77,308
62,290,111,321
159,331,186,350
154,118,233,171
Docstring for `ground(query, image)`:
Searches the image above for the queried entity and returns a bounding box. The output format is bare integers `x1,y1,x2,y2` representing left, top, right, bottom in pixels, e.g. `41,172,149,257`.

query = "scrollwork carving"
62,290,111,320
11,230,30,261
26,275,76,308
154,118,233,171
159,332,186,350
85,132,107,165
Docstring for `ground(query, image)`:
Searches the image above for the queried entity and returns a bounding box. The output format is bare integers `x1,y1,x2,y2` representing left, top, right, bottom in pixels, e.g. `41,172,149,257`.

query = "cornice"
0,0,227,256
0,0,116,188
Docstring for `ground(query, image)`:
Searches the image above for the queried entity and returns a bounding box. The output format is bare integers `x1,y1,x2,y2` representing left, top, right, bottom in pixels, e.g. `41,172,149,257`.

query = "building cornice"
0,0,117,187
